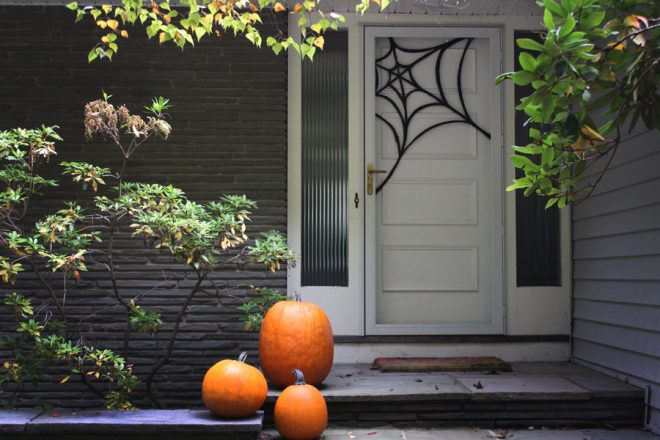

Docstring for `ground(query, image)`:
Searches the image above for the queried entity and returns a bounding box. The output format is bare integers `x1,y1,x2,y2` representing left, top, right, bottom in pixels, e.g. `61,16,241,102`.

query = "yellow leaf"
96,19,108,29
159,32,167,44
101,36,110,44
106,19,119,31
580,125,605,141
163,14,171,24
274,2,286,12
101,4,112,14
313,35,324,49
294,2,303,13
120,30,129,38
2,362,9,369
60,376,71,384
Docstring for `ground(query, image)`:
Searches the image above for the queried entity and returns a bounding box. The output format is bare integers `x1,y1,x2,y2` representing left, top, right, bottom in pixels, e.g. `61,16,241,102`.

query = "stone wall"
0,6,287,408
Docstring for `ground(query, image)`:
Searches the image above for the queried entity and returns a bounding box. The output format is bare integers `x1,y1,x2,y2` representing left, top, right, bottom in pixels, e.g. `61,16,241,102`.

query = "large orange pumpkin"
259,295,334,388
202,351,267,418
274,369,328,440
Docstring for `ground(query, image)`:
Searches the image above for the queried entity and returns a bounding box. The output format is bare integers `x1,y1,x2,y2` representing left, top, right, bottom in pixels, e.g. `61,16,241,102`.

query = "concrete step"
265,362,645,428
0,409,262,440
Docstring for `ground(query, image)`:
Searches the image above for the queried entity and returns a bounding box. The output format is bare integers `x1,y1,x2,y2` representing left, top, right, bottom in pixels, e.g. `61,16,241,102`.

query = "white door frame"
288,13,572,339
363,26,505,335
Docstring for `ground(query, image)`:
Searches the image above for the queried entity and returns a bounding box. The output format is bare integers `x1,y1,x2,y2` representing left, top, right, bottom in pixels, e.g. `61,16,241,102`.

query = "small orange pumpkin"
259,295,334,388
274,369,328,440
202,351,267,418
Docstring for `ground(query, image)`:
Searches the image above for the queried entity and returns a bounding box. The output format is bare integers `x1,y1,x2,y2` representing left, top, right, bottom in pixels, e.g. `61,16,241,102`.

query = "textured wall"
572,128,660,434
0,6,287,408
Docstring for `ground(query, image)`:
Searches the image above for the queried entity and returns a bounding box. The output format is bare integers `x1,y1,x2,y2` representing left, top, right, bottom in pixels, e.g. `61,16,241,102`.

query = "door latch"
367,163,387,195
354,192,360,209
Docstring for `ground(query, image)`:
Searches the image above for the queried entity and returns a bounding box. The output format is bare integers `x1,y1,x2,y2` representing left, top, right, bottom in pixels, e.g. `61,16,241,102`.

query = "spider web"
374,37,491,193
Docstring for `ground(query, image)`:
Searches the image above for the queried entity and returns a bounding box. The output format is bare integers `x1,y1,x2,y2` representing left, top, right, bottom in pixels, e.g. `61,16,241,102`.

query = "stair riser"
263,399,645,428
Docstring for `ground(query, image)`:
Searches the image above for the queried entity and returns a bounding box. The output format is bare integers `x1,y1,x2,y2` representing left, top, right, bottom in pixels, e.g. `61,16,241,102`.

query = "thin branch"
29,258,68,330
146,271,206,408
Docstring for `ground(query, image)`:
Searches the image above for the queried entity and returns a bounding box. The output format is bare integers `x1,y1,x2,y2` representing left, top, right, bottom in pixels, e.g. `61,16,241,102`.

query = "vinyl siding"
572,128,660,434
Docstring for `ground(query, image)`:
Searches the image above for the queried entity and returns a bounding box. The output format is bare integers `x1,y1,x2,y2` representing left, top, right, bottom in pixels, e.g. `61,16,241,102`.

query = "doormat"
372,356,512,373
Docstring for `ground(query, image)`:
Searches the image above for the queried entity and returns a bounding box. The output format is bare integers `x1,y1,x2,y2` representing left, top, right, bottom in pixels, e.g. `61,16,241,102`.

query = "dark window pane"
514,31,561,287
301,31,349,286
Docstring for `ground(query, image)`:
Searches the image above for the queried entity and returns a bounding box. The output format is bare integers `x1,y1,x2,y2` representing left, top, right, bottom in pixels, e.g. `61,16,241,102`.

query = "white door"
364,27,503,335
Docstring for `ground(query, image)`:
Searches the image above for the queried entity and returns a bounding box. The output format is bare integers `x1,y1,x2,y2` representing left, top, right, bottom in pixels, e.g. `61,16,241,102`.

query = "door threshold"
334,334,569,344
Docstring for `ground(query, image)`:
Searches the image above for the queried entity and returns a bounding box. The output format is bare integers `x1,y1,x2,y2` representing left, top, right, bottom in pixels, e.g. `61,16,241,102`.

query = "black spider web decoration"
374,37,491,194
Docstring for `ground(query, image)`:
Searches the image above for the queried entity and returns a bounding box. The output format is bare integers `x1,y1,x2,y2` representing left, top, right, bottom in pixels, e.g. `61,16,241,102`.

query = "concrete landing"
265,362,644,428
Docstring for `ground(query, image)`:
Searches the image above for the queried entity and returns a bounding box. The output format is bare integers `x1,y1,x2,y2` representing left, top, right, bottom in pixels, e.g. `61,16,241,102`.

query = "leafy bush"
0,96,295,409
498,0,659,207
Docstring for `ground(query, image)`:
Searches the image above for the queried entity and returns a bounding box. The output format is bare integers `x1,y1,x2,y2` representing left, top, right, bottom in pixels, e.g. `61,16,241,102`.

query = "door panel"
364,27,503,335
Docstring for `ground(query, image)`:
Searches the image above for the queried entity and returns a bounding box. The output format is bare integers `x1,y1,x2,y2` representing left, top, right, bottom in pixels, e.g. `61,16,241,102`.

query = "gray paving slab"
454,376,590,400
268,367,471,402
564,373,642,398
0,409,41,433
26,409,262,433
267,362,642,402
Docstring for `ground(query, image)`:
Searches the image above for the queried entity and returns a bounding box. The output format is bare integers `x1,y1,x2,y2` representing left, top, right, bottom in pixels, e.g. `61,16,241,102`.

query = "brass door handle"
367,163,387,195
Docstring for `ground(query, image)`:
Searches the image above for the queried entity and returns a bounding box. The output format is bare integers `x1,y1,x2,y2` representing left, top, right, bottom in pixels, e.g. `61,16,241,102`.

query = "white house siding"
572,128,660,433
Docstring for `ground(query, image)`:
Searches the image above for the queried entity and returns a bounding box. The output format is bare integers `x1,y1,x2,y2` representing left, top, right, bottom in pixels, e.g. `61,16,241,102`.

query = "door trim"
363,26,505,335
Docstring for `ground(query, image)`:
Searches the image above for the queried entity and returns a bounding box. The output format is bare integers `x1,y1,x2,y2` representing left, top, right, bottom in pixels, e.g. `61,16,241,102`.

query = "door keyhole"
354,193,360,209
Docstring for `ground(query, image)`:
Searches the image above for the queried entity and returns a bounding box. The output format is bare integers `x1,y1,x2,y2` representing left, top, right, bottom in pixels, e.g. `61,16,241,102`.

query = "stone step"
0,409,262,440
264,362,645,428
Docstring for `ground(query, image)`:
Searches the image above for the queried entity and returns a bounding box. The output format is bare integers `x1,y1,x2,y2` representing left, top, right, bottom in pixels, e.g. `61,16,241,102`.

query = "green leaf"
518,52,537,72
580,10,604,29
543,0,564,17
559,14,575,38
88,49,98,63
66,2,78,10
511,154,539,171
495,72,512,85
512,70,536,86
545,197,559,209
516,38,544,52
543,8,556,30
506,179,530,191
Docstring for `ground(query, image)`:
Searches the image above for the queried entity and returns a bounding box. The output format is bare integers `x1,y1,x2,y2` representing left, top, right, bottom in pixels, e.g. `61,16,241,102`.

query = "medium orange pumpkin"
274,369,328,440
259,295,334,388
202,351,267,418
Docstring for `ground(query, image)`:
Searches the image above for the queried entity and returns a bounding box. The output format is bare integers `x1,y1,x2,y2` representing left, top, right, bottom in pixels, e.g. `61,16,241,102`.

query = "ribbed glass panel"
514,31,561,286
301,31,349,287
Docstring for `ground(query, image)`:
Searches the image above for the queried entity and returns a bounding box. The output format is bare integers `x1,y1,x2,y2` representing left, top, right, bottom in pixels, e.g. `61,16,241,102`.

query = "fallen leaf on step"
367,432,377,436
473,380,483,389
487,429,507,439
415,379,423,382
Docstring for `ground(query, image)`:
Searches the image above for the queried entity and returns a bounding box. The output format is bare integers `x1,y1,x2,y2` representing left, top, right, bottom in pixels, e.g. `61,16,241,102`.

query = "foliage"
238,287,289,331
498,0,659,207
2,292,139,410
62,0,417,61
0,95,296,409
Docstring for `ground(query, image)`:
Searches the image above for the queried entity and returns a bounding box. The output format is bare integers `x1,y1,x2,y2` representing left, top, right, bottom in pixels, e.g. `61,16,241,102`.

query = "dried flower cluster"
84,99,171,142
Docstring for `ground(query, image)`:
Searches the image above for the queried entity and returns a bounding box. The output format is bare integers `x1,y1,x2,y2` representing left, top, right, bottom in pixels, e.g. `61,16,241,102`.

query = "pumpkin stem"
292,369,306,385
237,351,248,363
295,292,302,302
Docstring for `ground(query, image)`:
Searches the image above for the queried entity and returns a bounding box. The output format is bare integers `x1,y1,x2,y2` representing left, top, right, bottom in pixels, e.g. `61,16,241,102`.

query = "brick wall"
0,6,287,408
